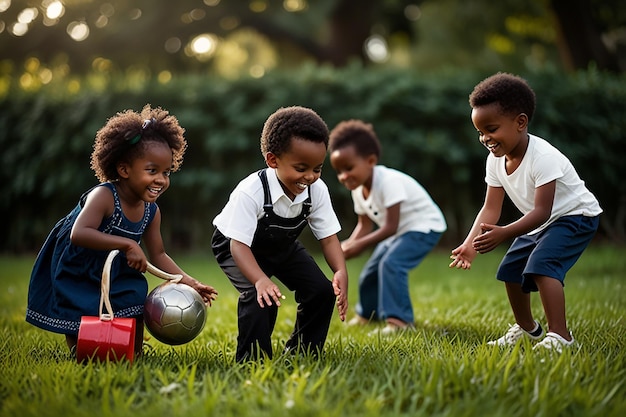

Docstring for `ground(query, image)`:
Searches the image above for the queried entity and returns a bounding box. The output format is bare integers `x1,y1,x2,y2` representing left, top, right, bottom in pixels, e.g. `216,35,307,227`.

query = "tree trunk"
550,0,620,71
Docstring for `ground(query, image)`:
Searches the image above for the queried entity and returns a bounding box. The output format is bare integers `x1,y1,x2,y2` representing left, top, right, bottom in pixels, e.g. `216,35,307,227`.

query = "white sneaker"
347,316,368,326
533,332,575,353
487,321,545,346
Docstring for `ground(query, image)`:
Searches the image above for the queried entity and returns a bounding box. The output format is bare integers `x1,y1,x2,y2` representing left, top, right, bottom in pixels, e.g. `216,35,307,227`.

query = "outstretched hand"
449,243,476,270
472,223,506,254
449,254,471,269
182,277,218,306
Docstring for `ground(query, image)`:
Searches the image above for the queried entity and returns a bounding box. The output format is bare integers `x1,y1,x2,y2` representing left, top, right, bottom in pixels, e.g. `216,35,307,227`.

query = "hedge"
1,65,624,253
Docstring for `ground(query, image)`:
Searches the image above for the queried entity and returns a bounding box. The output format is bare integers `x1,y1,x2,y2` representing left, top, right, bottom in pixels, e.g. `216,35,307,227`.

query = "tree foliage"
0,0,623,88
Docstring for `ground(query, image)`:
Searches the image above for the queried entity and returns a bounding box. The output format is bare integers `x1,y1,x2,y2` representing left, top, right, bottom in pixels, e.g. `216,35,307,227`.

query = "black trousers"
212,231,336,362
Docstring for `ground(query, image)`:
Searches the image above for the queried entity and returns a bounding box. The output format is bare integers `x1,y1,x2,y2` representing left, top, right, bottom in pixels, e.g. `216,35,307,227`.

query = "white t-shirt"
351,165,447,236
485,134,602,235
213,168,341,246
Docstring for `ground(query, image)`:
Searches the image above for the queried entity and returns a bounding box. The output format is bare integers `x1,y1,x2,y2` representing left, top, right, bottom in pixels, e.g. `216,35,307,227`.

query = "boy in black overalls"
212,106,348,362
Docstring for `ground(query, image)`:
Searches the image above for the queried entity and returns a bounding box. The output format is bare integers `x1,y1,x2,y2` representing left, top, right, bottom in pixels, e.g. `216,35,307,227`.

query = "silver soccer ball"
144,282,207,345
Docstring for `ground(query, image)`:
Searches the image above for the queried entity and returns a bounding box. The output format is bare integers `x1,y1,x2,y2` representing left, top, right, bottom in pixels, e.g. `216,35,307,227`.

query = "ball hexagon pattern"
144,282,207,345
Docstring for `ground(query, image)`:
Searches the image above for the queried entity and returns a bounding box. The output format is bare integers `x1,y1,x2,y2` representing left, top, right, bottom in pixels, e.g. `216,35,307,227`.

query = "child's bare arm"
450,185,505,269
71,187,145,268
230,239,284,308
320,235,348,321
473,181,555,254
342,204,400,259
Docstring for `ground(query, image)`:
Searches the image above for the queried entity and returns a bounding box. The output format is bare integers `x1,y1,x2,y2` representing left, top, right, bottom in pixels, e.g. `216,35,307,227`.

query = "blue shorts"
496,215,600,293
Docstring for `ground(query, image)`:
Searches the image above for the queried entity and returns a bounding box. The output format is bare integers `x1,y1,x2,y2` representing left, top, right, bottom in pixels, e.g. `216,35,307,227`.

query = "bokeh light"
17,7,37,24
249,1,267,13
165,37,182,54
67,21,90,41
100,3,115,17
283,0,307,12
158,70,172,84
45,1,64,20
11,22,28,36
0,0,11,13
186,33,219,61
364,35,389,63
404,4,421,21
129,8,142,20
95,15,108,28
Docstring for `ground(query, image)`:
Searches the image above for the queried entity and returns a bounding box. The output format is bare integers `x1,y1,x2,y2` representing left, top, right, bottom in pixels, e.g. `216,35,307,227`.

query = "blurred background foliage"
1,0,624,253
1,0,624,88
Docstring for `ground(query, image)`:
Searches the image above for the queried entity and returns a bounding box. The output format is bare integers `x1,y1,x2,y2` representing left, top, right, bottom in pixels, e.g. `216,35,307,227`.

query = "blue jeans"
355,231,442,324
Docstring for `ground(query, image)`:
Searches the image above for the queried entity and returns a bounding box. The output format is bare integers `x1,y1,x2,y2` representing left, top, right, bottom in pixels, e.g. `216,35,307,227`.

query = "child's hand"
449,254,471,269
125,243,148,272
255,277,284,308
340,240,361,260
472,223,505,254
449,244,476,269
182,276,218,306
332,270,348,321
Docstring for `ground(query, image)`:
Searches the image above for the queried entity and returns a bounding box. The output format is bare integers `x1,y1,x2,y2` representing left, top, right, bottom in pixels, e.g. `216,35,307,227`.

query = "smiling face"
117,141,173,203
329,144,376,192
265,136,327,200
471,102,529,159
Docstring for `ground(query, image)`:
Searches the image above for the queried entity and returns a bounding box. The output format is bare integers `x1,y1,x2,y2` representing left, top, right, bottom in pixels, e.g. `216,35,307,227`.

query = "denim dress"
26,182,156,336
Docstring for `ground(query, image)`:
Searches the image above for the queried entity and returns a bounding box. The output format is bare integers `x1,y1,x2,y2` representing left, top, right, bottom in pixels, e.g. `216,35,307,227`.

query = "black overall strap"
257,169,311,217
301,190,312,218
257,169,273,215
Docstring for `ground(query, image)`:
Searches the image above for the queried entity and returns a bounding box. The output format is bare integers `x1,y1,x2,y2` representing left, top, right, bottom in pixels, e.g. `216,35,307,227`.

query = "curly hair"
328,119,381,158
469,72,536,121
260,106,329,157
90,104,186,182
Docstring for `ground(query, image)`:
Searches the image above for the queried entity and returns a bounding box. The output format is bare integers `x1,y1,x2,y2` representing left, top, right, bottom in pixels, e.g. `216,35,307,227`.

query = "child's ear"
516,113,529,131
265,152,278,168
117,163,130,178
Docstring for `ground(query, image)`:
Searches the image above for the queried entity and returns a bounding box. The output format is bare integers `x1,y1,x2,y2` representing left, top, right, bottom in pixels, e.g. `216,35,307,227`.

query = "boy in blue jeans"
450,73,602,352
329,119,446,335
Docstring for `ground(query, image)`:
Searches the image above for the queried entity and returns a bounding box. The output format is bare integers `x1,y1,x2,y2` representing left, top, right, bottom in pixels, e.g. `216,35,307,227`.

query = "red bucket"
76,316,135,363
76,250,136,363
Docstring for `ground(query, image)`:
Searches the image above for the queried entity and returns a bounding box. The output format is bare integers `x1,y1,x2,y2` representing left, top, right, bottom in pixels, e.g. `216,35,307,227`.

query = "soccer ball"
144,282,207,345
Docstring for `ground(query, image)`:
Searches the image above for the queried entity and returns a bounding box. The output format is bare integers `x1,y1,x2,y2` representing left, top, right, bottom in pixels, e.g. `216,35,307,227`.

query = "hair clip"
125,132,141,145
125,118,156,145
142,117,157,130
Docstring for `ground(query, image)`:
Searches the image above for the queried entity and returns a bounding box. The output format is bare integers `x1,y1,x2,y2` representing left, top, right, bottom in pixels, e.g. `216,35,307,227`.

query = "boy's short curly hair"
469,72,536,121
328,119,381,158
260,106,329,157
90,104,186,182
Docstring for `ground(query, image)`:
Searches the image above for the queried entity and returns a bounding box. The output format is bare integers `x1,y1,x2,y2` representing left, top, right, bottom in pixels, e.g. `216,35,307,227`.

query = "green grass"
1,245,625,417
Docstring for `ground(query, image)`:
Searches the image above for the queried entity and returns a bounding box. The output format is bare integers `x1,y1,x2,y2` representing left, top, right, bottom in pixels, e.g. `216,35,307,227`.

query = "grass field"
1,244,624,417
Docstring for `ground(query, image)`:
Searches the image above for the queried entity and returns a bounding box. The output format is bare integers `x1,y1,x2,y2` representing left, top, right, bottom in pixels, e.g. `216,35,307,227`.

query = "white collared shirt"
213,168,341,246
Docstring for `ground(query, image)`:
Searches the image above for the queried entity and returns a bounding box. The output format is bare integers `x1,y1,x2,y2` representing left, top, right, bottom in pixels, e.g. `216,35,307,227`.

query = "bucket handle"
146,263,183,283
99,250,184,321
